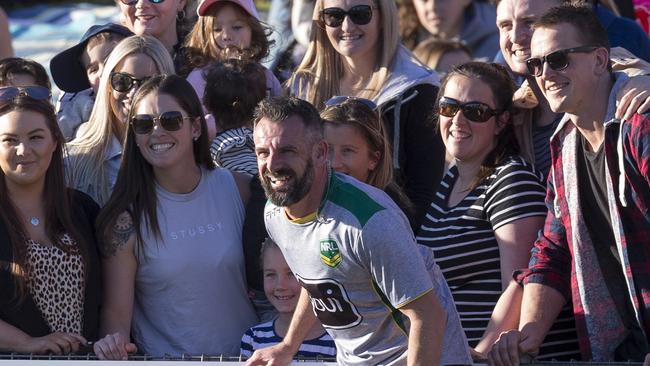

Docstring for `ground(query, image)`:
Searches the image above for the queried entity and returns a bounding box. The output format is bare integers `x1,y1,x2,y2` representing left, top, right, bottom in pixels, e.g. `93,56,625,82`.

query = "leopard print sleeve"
101,211,135,257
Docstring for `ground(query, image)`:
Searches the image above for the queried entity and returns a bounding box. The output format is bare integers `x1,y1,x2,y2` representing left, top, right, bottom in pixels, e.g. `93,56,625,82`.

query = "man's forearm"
282,287,318,352
518,283,566,350
403,291,445,366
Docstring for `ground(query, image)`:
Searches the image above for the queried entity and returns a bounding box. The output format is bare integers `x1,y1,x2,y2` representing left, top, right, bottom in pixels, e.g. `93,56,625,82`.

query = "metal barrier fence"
0,354,338,365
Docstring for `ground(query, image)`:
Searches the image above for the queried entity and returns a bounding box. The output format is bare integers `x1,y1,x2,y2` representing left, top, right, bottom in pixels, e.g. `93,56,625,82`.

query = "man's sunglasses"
321,5,373,28
525,45,600,77
119,0,165,5
131,111,192,135
110,72,151,93
0,86,51,102
324,95,377,110
438,97,502,123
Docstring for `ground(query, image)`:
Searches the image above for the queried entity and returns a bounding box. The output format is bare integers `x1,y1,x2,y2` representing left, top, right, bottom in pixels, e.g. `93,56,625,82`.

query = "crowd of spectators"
1,0,650,364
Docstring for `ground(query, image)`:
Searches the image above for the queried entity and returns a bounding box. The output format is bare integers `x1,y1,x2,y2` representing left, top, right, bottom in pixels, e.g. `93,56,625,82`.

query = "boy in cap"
50,23,132,140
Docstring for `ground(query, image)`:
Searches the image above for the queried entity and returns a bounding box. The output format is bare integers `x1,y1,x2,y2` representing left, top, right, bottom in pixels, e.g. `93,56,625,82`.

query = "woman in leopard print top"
0,94,101,355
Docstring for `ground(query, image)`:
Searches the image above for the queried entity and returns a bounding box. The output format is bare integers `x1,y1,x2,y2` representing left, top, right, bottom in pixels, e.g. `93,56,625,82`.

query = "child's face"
263,246,301,314
211,3,253,51
82,40,117,93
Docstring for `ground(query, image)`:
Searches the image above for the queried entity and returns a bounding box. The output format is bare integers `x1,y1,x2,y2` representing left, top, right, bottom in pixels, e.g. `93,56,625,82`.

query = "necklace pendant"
30,217,40,227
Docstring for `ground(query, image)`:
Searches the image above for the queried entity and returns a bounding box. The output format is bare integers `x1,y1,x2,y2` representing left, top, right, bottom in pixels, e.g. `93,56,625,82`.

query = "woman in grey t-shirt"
92,75,256,359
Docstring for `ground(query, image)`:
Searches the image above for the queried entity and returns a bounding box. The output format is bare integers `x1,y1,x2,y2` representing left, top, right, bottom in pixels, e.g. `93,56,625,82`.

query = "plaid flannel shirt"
519,74,650,360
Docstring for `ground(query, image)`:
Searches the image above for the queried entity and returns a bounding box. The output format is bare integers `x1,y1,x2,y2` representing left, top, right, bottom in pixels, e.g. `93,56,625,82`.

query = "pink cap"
197,0,260,20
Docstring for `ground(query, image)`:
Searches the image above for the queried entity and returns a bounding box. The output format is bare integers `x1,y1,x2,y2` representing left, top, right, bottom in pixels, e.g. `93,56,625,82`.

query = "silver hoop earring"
177,9,186,21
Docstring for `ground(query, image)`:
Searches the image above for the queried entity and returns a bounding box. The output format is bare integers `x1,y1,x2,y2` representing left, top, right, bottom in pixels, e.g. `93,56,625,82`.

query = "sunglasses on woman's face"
0,86,51,102
438,97,501,123
110,72,151,93
119,0,165,5
525,45,599,77
131,111,192,135
321,5,373,28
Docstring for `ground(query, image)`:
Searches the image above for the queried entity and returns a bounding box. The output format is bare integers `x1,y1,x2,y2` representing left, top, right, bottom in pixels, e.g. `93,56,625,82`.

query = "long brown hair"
437,62,519,190
97,75,214,255
0,97,89,302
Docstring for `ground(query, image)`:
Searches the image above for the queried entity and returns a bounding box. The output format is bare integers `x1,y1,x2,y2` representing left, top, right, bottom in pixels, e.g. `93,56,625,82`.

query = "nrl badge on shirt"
320,239,342,268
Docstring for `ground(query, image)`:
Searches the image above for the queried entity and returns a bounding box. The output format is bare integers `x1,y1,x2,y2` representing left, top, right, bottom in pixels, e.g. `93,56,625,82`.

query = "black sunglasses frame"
110,72,151,93
438,97,502,123
525,45,600,77
130,111,192,135
0,86,51,103
320,5,373,28
119,0,165,5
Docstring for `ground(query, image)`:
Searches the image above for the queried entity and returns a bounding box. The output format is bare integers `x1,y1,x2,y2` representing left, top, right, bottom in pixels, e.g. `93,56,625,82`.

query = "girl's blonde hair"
66,35,175,206
288,0,400,109
183,2,272,71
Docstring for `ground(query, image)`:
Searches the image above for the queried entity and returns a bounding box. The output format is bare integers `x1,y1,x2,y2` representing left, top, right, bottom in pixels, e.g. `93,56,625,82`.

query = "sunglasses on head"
119,0,165,5
525,45,600,77
0,86,51,102
438,97,501,123
131,111,192,135
110,72,151,93
321,5,373,28
324,95,377,110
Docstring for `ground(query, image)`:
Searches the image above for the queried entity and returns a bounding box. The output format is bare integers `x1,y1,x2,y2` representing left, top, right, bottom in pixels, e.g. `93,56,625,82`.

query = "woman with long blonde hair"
288,0,445,223
66,35,175,206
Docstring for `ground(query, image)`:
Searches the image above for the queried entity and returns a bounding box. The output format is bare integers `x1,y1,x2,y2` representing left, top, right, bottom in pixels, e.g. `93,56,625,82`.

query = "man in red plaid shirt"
489,5,650,365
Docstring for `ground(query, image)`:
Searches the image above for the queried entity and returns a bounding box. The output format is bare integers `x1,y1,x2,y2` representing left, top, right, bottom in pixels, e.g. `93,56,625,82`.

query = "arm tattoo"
101,212,135,257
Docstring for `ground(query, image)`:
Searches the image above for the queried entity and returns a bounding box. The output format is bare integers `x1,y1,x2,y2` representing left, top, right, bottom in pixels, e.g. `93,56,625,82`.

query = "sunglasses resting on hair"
525,45,599,77
321,5,373,28
110,72,151,93
324,95,377,110
0,86,51,102
119,0,165,5
131,111,192,135
438,97,502,123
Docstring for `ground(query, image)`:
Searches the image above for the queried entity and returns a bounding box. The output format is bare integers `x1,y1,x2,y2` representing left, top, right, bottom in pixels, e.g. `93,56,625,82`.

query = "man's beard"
260,158,314,207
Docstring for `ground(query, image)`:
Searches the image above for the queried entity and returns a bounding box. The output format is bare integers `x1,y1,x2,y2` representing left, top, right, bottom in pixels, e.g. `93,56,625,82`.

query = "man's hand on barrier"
17,332,87,355
244,342,295,366
487,329,538,366
93,332,137,360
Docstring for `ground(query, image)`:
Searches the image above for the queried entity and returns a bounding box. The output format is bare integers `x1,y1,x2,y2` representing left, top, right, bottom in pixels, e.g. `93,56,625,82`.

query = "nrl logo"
319,239,342,268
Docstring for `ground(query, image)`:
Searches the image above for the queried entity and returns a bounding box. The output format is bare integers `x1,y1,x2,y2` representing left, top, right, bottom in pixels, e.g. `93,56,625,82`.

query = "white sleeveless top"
132,168,257,357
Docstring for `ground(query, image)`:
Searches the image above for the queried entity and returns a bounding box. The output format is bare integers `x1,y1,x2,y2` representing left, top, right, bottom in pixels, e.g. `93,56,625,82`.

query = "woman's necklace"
29,217,40,227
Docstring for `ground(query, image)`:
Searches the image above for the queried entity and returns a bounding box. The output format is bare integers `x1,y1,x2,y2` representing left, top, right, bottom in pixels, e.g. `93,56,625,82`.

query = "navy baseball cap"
50,23,133,93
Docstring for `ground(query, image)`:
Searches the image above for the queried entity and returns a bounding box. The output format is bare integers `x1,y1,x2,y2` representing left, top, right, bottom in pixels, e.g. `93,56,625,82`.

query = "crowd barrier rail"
0,354,338,365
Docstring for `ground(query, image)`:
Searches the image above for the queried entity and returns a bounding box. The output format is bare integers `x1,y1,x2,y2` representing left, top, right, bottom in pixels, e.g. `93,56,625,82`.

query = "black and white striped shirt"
210,127,258,177
416,156,546,346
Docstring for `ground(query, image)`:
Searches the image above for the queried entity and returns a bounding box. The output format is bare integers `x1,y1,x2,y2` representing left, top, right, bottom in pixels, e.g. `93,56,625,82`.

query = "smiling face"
0,110,57,190
210,3,253,51
530,24,600,116
412,0,470,38
254,116,316,207
323,0,381,60
263,245,301,314
117,0,186,48
496,0,561,75
439,75,504,167
133,92,201,173
109,52,159,124
324,123,379,183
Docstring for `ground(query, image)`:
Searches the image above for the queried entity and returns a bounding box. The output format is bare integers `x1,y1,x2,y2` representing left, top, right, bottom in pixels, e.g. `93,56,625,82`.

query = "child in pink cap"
183,0,281,141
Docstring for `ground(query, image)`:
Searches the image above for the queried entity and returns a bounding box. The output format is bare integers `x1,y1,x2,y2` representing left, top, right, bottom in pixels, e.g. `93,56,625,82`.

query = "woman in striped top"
416,62,548,358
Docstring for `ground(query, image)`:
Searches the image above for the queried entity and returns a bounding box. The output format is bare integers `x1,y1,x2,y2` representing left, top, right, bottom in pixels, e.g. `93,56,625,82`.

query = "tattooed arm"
93,212,139,360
